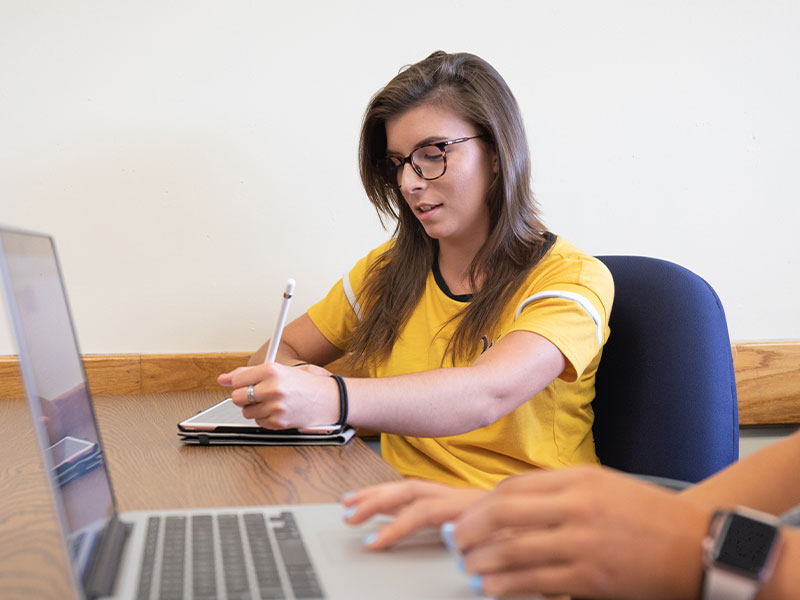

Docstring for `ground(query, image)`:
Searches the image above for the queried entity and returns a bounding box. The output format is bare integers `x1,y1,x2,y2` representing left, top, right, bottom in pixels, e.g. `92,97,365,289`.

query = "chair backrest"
592,255,739,484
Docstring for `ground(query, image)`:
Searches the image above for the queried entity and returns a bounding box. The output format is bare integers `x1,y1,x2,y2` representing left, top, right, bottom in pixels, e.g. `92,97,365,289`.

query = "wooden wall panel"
84,355,142,395
0,358,22,397
733,341,800,425
139,353,251,394
0,353,249,397
0,354,142,397
2,343,799,425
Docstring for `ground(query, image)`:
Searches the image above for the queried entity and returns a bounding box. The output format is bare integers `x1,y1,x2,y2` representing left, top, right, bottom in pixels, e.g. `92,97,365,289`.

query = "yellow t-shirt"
307,235,614,489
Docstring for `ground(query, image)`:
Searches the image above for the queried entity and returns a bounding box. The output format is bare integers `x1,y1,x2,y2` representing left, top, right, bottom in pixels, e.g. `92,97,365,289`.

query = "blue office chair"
592,256,739,485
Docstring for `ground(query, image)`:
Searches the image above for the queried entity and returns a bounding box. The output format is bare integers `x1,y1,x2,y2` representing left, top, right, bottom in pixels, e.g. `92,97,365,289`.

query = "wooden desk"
0,391,401,599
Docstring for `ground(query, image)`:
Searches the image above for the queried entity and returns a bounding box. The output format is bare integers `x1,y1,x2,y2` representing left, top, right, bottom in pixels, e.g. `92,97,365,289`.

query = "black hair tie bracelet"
330,375,349,428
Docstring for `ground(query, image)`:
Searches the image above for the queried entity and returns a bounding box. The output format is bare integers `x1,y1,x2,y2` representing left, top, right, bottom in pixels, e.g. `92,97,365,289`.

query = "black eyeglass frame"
379,134,486,186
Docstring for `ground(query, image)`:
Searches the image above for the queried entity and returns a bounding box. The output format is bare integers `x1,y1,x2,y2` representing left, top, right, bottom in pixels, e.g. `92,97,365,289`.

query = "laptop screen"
0,227,116,580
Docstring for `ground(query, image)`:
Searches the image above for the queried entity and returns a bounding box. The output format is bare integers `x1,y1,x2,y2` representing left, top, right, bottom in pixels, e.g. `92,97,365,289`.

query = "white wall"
2,1,799,357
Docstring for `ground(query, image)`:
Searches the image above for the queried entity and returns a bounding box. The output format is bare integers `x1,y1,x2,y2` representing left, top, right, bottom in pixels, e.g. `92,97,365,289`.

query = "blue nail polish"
469,574,484,595
440,521,456,552
341,490,356,500
343,506,356,519
456,557,465,573
363,532,378,546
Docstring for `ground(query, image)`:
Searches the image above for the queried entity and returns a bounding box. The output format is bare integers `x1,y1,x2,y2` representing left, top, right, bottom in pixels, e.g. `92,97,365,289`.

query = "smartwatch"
702,506,783,600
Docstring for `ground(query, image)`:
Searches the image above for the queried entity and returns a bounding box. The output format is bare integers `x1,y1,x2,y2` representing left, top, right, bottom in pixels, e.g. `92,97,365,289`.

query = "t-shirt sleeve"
306,242,391,350
507,255,614,382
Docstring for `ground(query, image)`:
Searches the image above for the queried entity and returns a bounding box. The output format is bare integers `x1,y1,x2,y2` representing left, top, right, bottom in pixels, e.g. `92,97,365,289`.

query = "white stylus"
264,278,295,364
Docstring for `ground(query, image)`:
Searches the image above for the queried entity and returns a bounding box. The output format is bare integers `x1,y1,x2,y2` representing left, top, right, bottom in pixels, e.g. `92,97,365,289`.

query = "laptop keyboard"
136,511,324,600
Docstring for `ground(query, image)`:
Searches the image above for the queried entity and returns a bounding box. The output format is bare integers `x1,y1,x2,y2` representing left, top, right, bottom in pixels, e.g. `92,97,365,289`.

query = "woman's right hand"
341,479,487,550
219,363,340,430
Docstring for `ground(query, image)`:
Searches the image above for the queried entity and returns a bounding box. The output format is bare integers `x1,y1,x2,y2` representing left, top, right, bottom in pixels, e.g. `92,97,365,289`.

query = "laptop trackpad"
309,516,474,599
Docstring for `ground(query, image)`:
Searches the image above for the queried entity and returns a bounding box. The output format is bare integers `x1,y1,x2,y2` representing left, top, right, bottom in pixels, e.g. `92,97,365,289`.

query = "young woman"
218,51,614,489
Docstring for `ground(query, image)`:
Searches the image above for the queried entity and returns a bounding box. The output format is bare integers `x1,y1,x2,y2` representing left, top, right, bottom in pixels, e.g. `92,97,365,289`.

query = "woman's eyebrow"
386,135,448,156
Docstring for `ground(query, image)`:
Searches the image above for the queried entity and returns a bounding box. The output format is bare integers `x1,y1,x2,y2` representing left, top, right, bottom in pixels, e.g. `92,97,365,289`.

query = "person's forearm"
248,340,303,366
239,328,563,436
341,331,563,437
344,365,529,436
681,431,800,514
249,313,344,367
759,527,800,600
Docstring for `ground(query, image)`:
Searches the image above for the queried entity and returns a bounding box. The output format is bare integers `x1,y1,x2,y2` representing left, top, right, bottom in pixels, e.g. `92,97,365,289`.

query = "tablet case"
177,397,357,446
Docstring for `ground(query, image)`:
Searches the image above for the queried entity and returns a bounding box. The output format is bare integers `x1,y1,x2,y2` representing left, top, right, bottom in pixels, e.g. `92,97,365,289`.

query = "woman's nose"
399,162,426,193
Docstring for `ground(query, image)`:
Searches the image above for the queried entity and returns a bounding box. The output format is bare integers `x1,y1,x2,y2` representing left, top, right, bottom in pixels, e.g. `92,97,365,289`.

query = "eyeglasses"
378,135,485,187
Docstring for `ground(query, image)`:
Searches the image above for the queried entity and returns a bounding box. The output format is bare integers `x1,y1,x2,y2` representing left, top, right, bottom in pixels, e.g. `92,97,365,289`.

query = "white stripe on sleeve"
514,291,603,347
341,272,362,320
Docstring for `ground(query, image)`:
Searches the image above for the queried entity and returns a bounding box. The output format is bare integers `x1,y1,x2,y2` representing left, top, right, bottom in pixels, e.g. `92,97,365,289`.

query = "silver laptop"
0,226,475,600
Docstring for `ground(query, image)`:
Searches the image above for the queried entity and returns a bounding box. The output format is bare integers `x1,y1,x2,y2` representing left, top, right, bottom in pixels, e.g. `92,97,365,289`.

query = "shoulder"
540,235,602,268
531,235,613,293
363,239,396,265
346,238,396,286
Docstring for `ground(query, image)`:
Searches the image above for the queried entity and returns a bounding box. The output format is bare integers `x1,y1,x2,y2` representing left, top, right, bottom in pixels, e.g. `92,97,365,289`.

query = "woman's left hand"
218,363,340,429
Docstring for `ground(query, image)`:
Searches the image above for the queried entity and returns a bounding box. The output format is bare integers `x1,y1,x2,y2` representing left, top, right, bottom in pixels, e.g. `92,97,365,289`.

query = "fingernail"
456,557,465,573
440,521,456,552
343,506,356,519
469,574,484,595
341,490,356,501
362,532,378,547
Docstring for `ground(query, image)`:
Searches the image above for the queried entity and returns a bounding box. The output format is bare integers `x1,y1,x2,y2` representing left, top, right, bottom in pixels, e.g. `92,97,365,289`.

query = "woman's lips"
416,204,442,220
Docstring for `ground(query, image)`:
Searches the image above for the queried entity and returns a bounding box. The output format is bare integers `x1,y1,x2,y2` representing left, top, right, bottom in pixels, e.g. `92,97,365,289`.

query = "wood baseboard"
0,353,251,398
2,342,799,426
732,341,800,426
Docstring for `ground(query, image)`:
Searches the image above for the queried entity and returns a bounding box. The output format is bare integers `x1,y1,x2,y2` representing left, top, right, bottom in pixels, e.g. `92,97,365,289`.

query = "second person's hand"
451,466,710,600
342,479,487,550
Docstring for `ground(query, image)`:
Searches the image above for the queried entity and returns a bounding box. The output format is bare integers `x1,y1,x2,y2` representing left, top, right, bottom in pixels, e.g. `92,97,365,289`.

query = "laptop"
0,225,475,600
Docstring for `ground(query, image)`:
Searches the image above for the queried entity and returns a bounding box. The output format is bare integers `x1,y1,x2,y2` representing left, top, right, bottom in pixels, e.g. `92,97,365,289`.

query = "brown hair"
347,51,551,368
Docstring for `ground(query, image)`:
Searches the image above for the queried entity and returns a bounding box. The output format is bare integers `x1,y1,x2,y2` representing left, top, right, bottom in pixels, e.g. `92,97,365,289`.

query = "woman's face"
385,103,497,250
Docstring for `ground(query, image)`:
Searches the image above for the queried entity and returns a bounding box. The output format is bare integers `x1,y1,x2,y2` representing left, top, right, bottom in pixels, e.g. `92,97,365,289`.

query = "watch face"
715,513,779,576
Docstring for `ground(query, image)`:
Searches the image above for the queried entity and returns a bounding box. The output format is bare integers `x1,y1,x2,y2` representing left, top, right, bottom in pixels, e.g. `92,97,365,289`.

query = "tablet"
49,436,97,474
177,398,356,445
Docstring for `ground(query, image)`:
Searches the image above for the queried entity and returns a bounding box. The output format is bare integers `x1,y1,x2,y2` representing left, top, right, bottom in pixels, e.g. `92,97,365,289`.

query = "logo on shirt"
479,333,502,355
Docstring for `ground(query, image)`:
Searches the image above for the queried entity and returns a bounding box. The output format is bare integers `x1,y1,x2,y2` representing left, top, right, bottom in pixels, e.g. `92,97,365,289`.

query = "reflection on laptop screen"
0,228,115,574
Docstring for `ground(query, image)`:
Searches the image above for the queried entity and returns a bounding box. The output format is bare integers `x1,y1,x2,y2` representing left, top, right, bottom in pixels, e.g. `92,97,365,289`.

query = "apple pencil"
264,278,295,364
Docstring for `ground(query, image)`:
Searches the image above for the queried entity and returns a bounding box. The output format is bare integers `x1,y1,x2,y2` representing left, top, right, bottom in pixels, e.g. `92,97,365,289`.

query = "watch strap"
703,566,759,600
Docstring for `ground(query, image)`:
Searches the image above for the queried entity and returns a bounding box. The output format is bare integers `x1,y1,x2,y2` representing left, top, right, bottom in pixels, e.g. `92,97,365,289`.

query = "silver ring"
246,384,256,405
